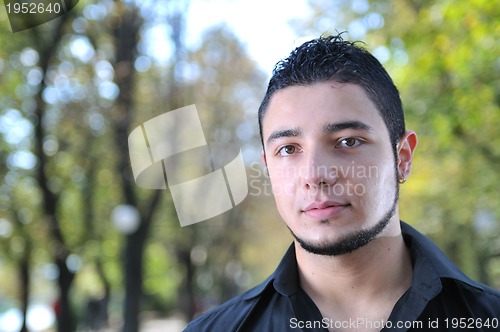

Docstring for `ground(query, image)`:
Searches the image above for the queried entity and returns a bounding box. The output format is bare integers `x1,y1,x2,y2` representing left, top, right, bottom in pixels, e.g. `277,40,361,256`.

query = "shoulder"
183,277,273,332
423,277,500,322
402,222,500,317
444,278,500,316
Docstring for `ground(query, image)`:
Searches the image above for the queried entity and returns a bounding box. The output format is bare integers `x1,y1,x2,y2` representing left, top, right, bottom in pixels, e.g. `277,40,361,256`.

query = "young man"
184,34,500,331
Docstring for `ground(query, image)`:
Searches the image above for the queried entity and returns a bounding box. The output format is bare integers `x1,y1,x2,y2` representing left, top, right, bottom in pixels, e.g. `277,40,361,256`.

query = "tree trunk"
122,230,146,332
19,245,30,332
109,5,148,332
56,256,75,332
177,248,196,320
30,14,75,332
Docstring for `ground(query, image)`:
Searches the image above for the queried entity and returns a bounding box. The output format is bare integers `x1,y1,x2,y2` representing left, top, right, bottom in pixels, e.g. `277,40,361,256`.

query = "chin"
289,214,392,257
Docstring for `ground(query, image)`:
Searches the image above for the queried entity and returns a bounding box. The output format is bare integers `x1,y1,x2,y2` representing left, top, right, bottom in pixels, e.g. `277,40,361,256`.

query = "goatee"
290,185,399,257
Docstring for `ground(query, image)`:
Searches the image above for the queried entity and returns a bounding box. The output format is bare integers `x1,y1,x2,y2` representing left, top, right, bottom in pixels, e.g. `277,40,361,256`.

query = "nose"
301,148,338,190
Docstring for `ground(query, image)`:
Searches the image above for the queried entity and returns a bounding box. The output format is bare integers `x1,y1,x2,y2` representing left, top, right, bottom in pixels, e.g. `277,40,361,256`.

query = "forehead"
262,82,389,139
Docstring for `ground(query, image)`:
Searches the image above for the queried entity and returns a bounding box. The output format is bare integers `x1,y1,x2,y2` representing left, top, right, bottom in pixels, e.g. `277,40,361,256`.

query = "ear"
397,130,418,182
261,150,267,167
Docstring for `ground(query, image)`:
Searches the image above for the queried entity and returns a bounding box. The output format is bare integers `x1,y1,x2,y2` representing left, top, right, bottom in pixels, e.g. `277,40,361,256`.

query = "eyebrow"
266,128,301,145
323,121,374,135
266,120,374,145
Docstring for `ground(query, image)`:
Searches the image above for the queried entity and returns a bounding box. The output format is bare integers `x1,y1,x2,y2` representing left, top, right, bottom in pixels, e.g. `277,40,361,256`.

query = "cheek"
269,176,296,220
349,156,396,201
269,171,295,203
268,163,298,199
361,160,397,206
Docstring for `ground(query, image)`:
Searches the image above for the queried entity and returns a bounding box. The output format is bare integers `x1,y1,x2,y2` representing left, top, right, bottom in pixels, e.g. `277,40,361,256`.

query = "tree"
1,2,129,330
0,1,275,331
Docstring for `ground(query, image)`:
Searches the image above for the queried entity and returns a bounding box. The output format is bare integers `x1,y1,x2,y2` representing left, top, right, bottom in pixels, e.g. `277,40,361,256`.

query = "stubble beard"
290,181,400,257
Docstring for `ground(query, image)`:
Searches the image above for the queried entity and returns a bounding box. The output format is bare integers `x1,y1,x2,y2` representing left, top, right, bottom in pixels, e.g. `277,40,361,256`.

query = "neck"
296,219,413,326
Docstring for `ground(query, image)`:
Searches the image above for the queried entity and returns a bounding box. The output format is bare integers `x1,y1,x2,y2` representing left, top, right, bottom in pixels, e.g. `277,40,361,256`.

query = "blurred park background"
0,0,498,331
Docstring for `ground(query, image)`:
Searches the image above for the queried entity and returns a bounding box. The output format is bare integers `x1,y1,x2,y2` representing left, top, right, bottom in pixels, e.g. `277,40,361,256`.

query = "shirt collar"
241,245,298,300
272,244,300,296
401,221,483,290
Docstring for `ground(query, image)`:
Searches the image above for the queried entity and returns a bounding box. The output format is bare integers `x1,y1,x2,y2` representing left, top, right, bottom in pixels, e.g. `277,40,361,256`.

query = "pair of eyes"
277,137,363,156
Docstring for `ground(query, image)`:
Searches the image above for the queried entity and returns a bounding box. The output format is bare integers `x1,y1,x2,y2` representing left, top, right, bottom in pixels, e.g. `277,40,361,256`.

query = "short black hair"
258,34,406,151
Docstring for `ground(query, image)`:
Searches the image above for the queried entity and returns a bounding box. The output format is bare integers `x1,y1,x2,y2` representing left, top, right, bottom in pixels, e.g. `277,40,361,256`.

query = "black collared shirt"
184,222,500,331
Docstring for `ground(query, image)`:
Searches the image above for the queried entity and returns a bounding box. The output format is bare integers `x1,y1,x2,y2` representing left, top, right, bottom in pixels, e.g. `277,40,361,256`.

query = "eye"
337,137,362,148
277,145,298,156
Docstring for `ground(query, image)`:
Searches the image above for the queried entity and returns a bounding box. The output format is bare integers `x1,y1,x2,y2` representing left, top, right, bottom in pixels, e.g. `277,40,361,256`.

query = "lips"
302,201,350,220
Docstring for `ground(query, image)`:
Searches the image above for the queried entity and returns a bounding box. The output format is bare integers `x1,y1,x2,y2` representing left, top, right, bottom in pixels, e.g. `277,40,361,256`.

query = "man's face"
262,82,400,254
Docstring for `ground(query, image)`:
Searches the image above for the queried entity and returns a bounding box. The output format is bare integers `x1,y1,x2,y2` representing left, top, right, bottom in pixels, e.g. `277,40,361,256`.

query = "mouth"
302,201,350,220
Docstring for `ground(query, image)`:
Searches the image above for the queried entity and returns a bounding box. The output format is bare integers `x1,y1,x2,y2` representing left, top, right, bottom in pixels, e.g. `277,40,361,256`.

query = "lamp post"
111,205,140,235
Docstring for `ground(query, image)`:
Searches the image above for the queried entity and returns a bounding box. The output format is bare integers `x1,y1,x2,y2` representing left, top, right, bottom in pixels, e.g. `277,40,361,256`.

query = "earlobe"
397,130,418,183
